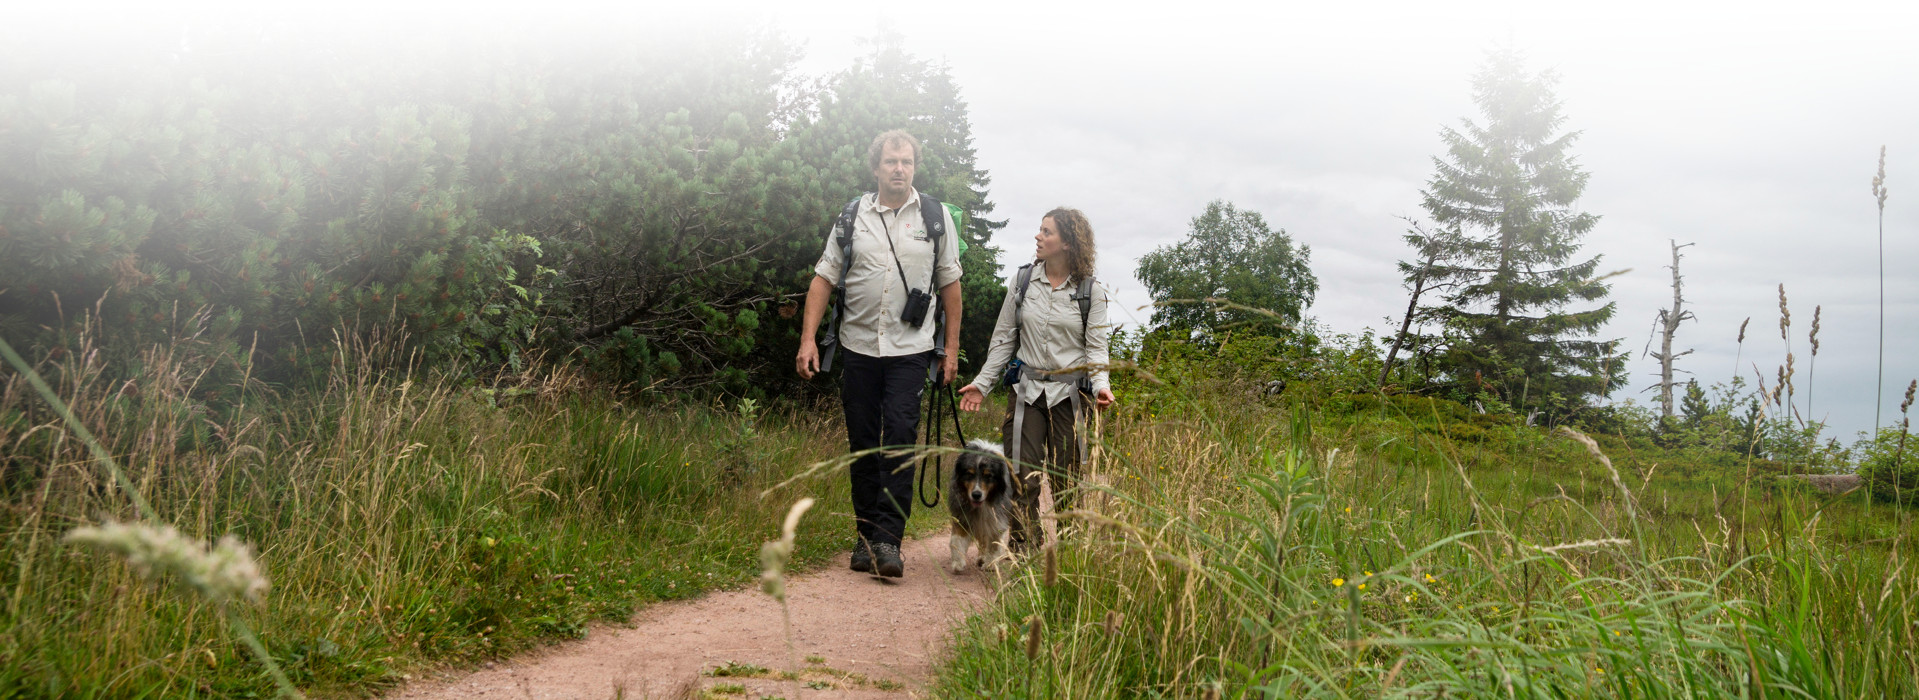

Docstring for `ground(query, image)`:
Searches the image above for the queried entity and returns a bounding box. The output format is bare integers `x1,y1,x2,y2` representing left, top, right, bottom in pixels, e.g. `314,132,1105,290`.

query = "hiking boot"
849,540,875,573
873,542,904,578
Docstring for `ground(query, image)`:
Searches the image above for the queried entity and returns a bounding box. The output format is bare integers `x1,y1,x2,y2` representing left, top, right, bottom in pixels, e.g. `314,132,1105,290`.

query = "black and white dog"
948,439,1017,574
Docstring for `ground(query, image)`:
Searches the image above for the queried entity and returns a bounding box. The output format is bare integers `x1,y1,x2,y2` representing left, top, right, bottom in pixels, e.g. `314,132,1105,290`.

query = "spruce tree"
1416,49,1623,413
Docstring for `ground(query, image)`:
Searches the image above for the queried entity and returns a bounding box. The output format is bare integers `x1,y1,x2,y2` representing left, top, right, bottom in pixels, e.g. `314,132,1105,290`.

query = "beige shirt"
814,189,963,358
967,260,1112,408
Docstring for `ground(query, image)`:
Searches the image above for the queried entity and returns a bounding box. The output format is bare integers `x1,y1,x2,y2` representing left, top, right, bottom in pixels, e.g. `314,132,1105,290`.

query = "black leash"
918,372,968,508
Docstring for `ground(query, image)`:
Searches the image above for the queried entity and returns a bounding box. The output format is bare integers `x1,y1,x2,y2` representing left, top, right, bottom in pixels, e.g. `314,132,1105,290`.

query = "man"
796,130,962,578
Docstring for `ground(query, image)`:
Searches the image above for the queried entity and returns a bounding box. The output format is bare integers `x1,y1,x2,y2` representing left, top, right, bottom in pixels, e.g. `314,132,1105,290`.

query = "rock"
1782,474,1861,494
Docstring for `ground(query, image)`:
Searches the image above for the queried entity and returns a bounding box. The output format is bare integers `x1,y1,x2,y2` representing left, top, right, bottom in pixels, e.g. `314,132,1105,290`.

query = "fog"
771,0,1919,443
13,0,1916,442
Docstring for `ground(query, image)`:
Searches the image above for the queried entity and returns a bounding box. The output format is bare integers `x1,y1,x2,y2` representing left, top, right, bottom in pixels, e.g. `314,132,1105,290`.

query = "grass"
937,371,1919,697
0,332,961,697
13,320,1911,698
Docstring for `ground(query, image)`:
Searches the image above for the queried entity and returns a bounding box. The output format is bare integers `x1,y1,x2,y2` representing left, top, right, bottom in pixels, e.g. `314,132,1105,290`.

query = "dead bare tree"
1644,240,1697,421
1380,220,1449,390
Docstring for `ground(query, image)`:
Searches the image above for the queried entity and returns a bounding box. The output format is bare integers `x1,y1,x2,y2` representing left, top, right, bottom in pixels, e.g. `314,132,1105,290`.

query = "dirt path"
387,535,993,700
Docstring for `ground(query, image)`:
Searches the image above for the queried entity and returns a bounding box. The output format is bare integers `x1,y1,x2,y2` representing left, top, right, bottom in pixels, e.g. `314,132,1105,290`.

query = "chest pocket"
895,226,936,270
856,218,937,278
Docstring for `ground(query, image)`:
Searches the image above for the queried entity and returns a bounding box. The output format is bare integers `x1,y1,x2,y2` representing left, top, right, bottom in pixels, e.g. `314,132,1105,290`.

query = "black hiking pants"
842,349,932,548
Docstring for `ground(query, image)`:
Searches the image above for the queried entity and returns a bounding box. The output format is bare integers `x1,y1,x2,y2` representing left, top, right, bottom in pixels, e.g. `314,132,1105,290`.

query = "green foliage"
0,348,883,696
1856,425,1918,505
942,331,1919,698
1136,200,1316,342
0,24,1003,396
1414,49,1623,412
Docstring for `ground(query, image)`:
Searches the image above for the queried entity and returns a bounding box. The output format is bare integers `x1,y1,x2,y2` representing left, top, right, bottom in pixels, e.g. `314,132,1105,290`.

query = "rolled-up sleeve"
1087,282,1113,394
967,277,1021,397
934,207,963,289
813,232,845,286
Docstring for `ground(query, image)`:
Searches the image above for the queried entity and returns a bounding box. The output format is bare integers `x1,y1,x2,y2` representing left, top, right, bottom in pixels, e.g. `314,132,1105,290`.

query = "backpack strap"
919,193,950,371
817,194,865,373
1010,263,1036,356
1074,276,1096,343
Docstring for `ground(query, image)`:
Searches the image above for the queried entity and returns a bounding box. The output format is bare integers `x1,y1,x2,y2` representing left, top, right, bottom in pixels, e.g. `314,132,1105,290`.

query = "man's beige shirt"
967,260,1112,408
814,189,962,358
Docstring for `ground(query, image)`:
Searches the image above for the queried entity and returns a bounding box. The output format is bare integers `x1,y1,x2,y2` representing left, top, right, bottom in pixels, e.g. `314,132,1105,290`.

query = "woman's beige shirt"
967,260,1112,408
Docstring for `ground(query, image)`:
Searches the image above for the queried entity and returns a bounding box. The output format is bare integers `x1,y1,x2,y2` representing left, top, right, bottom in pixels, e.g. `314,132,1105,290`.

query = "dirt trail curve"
388,535,992,700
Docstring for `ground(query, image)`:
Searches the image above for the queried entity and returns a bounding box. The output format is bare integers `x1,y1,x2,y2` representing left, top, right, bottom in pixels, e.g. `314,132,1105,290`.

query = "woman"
959,207,1115,549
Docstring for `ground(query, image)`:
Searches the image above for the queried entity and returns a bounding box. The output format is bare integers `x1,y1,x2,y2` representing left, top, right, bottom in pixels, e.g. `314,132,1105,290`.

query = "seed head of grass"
1811,305,1822,356
66,521,270,607
1785,353,1796,394
1042,545,1057,588
758,498,814,602
1874,145,1889,210
1024,615,1043,660
1778,284,1790,341
1737,317,1749,344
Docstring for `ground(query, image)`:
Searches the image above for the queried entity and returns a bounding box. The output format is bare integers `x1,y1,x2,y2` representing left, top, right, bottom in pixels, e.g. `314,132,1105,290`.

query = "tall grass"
0,331,857,697
939,375,1919,697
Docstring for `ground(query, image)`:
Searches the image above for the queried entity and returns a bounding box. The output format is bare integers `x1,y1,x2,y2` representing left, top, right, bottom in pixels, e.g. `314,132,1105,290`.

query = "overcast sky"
750,0,1917,443
17,1,1916,444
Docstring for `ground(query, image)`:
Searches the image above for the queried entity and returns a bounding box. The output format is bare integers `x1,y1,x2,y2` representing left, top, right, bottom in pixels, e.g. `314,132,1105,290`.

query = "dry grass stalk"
1529,538,1631,554
759,498,814,697
1558,427,1637,522
1810,305,1822,418
1875,146,1890,431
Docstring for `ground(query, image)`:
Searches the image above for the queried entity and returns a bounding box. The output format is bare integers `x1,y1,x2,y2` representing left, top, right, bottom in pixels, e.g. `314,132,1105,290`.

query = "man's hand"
796,339,819,380
941,352,959,386
796,275,834,381
1094,388,1116,410
958,384,984,412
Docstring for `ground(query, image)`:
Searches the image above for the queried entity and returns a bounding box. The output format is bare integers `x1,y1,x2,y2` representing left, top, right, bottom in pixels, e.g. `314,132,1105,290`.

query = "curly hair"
866,129,921,170
1043,207,1097,283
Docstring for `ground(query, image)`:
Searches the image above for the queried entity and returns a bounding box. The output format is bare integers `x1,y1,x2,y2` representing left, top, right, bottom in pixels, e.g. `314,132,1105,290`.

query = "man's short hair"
867,130,922,170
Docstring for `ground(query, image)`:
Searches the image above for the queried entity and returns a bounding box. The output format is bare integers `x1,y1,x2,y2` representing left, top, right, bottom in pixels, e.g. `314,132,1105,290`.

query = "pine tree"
1417,49,1623,412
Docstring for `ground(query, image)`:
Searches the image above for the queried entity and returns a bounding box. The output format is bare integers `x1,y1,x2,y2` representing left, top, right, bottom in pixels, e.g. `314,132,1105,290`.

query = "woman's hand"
1095,388,1116,410
958,384,984,412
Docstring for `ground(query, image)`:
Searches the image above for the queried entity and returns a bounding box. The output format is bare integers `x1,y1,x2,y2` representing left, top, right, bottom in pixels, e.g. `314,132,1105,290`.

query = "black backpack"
817,193,949,373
